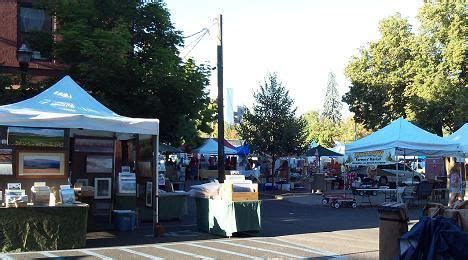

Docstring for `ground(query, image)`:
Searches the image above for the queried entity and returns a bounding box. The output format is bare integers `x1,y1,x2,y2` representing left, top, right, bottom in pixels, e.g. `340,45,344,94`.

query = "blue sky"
165,0,422,117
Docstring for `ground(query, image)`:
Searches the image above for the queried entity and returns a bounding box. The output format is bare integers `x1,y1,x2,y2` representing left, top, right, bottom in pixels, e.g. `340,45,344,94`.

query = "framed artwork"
60,188,75,204
17,152,65,177
75,178,89,187
0,149,13,175
146,181,152,207
86,155,113,173
94,177,112,199
137,161,152,178
74,138,114,153
8,127,64,148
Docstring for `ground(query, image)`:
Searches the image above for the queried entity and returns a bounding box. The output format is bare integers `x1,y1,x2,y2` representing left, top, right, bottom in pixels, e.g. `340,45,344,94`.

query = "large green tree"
238,73,308,167
344,2,467,135
31,0,215,146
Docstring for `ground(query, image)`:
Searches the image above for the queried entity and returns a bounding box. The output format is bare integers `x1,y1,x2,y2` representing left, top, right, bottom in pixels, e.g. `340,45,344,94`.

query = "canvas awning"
0,76,159,135
447,123,468,155
194,138,237,155
159,143,182,154
304,145,343,157
345,118,461,158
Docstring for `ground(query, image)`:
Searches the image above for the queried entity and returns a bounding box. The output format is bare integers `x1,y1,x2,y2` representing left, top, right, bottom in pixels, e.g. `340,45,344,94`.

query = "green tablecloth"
139,193,188,221
195,198,262,237
0,204,88,253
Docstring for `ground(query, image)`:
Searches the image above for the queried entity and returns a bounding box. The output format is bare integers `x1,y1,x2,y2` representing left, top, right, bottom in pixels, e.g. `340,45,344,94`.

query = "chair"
401,185,417,206
415,181,433,203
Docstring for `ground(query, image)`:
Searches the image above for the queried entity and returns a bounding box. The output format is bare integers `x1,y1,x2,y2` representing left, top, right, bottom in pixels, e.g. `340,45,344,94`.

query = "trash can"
378,202,408,259
112,210,136,231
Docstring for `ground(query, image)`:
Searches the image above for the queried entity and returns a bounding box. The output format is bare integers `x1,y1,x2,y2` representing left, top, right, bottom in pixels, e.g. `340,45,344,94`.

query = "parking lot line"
216,240,306,259
272,237,343,258
151,245,214,260
248,237,340,257
184,243,262,259
40,252,59,257
119,248,163,259
0,254,13,260
78,249,113,259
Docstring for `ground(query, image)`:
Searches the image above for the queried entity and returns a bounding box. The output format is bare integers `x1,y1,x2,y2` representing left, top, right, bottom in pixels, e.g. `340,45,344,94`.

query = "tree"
303,111,336,147
321,72,342,124
343,2,467,135
344,14,415,131
238,73,308,172
33,0,215,146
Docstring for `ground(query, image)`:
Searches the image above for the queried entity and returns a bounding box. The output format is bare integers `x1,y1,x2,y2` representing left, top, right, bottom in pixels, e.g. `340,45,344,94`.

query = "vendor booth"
193,138,238,180
0,76,162,252
447,123,467,199
345,118,461,202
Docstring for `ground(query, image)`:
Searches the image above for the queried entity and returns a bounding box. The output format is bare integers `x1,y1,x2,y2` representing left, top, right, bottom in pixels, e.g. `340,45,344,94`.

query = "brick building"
0,0,63,83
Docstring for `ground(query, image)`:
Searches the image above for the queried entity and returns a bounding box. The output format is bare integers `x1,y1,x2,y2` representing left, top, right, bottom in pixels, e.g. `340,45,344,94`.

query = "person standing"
448,164,462,207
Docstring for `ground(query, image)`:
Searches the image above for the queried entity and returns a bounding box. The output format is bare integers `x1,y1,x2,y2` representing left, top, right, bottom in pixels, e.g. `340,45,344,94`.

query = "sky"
165,0,422,118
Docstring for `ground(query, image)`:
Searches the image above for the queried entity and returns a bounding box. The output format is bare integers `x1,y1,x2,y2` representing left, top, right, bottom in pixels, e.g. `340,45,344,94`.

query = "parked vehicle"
354,164,425,186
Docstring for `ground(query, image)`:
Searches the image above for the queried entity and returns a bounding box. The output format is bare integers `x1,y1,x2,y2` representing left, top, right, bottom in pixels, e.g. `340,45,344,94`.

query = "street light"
16,43,32,86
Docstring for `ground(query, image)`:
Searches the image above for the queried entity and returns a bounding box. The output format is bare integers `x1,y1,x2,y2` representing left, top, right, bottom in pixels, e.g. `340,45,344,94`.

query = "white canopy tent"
0,76,159,135
447,123,468,155
346,117,461,158
194,138,237,155
0,75,162,233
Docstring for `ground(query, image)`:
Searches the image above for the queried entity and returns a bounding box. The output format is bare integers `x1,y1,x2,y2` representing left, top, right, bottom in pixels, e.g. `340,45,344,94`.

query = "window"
18,6,53,60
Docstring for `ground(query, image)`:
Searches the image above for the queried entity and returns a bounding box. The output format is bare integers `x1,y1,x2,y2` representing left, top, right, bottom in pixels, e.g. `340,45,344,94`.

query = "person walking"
448,164,462,207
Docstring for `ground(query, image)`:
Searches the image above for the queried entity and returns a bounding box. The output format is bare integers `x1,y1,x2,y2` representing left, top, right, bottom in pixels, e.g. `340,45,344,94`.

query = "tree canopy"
1,0,215,147
344,1,467,136
238,73,308,159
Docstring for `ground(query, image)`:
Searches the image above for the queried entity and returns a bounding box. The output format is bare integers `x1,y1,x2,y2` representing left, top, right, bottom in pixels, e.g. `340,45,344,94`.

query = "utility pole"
217,14,225,182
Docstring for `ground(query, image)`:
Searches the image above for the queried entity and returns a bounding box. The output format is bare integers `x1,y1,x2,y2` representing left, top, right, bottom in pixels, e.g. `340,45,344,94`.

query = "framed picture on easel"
94,177,112,199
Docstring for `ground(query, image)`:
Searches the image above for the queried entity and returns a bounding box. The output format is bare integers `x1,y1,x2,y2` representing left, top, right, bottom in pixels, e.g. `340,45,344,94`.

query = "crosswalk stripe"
151,245,214,260
78,249,113,259
216,240,306,259
119,248,163,259
272,237,343,258
183,243,262,259
40,252,59,257
248,238,339,257
0,254,13,260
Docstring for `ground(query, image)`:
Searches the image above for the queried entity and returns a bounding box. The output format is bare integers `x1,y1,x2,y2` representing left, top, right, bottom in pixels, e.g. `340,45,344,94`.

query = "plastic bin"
378,202,408,259
112,210,136,231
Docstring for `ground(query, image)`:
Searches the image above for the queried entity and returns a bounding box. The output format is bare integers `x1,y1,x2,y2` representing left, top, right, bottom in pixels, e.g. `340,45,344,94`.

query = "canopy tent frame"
0,75,162,236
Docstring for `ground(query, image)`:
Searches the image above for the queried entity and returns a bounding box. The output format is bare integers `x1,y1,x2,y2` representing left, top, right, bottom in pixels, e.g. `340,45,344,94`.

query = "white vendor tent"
346,117,461,159
195,138,237,155
447,123,468,155
0,75,159,135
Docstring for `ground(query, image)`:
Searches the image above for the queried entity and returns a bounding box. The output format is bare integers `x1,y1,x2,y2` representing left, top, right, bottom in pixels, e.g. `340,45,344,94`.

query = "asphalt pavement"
2,193,425,259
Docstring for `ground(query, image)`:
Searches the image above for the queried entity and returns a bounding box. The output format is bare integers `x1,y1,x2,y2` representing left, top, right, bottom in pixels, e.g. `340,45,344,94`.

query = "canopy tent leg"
152,134,163,236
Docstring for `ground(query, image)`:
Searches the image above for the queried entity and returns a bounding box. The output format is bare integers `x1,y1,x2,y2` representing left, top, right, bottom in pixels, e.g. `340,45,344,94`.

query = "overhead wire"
180,18,218,59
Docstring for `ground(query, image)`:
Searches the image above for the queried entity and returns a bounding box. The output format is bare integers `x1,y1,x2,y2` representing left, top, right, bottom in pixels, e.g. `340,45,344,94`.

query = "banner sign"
345,148,395,166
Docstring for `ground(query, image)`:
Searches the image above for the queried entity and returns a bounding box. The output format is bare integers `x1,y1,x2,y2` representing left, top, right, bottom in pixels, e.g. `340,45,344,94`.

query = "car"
353,164,425,186
374,163,425,186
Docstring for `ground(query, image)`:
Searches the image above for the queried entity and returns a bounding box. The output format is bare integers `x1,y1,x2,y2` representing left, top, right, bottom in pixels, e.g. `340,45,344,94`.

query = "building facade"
0,0,63,82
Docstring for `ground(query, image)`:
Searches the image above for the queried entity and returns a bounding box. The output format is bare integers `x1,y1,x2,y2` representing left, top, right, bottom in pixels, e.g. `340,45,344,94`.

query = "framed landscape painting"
8,127,64,148
17,152,65,177
0,149,13,175
86,155,113,173
74,138,114,153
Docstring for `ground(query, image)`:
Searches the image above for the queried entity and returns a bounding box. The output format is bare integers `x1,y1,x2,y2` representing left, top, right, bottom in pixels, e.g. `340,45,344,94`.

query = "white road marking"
119,248,163,259
40,251,59,257
0,254,13,260
216,240,306,259
248,238,340,257
272,237,343,259
151,245,214,260
183,243,262,259
78,249,113,259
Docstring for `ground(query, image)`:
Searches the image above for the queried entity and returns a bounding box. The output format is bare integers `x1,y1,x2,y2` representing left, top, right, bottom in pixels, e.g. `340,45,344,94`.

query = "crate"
221,183,258,201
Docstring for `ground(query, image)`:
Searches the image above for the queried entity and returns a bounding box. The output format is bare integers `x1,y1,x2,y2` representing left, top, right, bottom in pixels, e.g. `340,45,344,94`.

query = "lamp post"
16,44,32,86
